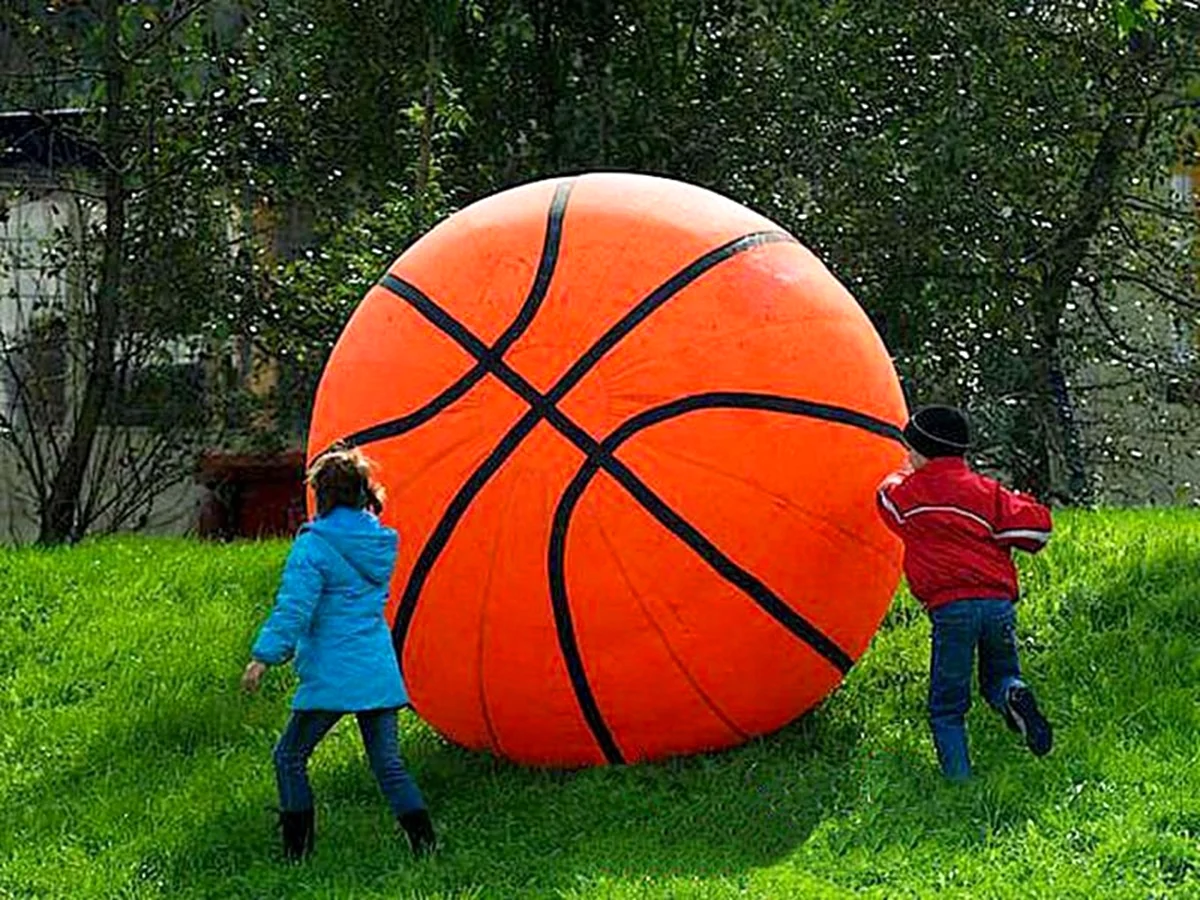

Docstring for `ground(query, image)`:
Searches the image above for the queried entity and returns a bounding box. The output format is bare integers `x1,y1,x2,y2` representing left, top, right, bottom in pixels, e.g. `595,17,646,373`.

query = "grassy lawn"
0,510,1197,899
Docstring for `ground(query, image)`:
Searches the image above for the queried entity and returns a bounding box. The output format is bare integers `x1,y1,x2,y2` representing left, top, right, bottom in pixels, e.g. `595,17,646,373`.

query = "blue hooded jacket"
251,507,408,711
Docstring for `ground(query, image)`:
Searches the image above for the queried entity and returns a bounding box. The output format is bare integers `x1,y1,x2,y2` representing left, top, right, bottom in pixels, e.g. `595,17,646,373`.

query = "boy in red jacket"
877,406,1053,780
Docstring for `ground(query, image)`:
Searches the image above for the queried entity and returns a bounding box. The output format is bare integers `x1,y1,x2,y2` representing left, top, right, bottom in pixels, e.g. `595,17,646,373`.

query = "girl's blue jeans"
273,708,426,816
928,598,1025,780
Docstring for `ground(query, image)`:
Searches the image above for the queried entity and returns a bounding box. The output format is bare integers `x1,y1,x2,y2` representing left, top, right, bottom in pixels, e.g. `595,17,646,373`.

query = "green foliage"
3,0,1200,536
257,0,1200,504
254,191,428,433
0,511,1197,897
1112,0,1167,38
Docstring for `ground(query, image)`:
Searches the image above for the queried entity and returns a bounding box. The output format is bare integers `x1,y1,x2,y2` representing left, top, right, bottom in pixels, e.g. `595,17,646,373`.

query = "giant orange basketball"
308,173,906,767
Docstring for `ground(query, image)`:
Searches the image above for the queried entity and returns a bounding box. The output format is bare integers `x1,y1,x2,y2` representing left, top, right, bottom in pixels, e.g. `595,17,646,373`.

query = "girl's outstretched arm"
250,534,325,666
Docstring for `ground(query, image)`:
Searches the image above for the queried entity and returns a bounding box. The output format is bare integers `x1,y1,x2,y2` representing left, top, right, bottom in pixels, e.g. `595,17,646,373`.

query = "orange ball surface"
308,173,906,767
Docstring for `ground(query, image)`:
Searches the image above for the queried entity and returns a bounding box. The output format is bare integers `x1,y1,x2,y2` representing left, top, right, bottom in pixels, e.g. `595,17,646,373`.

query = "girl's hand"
242,660,268,693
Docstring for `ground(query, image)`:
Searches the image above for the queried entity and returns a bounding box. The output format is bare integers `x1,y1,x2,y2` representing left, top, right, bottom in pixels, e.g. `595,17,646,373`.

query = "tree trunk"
38,0,125,544
414,27,437,229
534,0,561,168
1026,105,1140,504
1009,389,1052,500
1019,334,1087,503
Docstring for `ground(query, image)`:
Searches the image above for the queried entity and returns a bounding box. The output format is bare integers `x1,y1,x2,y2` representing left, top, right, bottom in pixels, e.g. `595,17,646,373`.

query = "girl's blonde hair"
306,445,385,517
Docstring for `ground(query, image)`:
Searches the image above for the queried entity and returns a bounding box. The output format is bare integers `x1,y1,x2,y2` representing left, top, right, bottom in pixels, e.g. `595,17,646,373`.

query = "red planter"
196,451,307,540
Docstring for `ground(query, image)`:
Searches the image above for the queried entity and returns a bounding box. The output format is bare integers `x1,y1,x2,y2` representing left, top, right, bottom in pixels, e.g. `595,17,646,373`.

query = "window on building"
0,190,75,428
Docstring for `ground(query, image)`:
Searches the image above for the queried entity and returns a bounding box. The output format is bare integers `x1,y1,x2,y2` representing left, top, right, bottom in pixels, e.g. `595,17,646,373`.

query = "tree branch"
1111,268,1200,310
0,351,54,501
126,0,221,64
1119,194,1200,223
1110,211,1195,275
1080,279,1165,361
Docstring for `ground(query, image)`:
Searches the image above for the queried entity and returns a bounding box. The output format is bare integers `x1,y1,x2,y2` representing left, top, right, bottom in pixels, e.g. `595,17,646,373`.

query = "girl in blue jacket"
242,448,435,860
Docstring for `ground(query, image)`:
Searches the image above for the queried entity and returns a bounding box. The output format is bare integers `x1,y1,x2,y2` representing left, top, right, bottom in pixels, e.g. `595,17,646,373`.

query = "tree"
249,0,1200,505
230,0,470,429
0,0,270,542
774,0,1200,502
434,0,1199,502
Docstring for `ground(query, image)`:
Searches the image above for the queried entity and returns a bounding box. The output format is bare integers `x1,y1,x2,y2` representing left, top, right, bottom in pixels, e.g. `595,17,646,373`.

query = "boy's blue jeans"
928,598,1024,780
273,708,426,816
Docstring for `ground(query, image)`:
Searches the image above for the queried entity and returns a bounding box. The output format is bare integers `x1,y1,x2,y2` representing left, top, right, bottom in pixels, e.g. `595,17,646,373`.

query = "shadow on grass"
147,694,982,899
1,685,263,843
151,708,874,897
7,643,1064,897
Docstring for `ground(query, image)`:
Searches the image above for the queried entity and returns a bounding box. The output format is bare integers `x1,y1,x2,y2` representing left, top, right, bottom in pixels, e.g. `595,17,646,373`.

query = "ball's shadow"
161,707,877,895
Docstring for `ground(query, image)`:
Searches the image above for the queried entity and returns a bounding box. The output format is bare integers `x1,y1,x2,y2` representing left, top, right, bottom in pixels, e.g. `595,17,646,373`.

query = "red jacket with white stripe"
876,457,1052,610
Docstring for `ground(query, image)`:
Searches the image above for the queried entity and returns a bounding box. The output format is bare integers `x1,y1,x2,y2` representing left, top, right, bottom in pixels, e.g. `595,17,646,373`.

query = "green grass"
0,510,1198,899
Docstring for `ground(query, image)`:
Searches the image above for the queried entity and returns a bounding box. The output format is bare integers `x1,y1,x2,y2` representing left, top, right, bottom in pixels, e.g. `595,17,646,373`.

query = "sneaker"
1006,686,1053,757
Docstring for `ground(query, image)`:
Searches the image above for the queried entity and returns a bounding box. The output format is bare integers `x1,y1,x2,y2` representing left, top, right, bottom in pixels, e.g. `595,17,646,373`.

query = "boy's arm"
875,471,909,536
251,534,324,665
992,485,1052,554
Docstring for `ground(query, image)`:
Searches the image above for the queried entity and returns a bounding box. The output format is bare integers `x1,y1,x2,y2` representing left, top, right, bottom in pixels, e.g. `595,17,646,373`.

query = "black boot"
398,809,437,857
279,809,315,861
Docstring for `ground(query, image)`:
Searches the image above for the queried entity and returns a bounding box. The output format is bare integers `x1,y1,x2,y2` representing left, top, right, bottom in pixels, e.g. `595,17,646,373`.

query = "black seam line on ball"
547,390,907,742
493,180,573,355
552,424,856,674
390,405,542,663
606,392,906,448
336,362,488,451
546,231,795,404
379,230,834,764
547,453,624,763
383,230,785,667
329,180,574,457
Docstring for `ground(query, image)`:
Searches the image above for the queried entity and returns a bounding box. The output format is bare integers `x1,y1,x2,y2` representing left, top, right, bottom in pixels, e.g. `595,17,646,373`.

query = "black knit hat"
903,406,970,459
